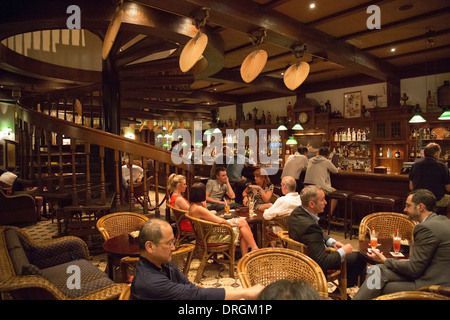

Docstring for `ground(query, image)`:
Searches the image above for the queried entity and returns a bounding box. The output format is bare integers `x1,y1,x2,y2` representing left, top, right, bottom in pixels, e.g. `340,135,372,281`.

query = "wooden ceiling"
0,0,450,122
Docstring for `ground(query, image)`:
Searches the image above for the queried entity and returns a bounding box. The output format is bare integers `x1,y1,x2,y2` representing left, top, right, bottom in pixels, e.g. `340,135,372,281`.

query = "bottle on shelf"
361,129,366,141
334,131,338,142
395,150,400,158
357,129,361,141
387,148,391,158
379,147,383,157
347,128,351,141
410,146,415,158
351,128,356,141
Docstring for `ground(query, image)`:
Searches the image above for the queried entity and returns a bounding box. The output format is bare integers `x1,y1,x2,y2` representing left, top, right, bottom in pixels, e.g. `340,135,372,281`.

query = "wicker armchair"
277,231,347,300
119,243,195,283
167,204,195,246
0,226,128,300
374,291,450,300
418,285,450,298
358,212,417,242
185,213,236,283
237,247,328,298
262,215,289,248
96,212,148,241
0,189,37,226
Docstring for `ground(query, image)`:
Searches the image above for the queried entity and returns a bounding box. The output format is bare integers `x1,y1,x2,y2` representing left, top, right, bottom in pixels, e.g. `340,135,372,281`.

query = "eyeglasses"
159,238,176,247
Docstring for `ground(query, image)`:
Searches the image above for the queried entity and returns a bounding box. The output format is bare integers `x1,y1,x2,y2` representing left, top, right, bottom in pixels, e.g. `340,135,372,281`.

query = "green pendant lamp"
277,124,288,131
286,136,298,145
438,110,450,120
292,123,304,130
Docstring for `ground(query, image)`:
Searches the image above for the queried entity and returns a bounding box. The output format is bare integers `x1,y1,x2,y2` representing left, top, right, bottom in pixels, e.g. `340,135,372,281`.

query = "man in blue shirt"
131,218,263,300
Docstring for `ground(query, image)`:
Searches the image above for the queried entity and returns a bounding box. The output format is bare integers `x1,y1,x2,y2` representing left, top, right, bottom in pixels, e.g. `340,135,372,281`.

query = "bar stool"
326,190,354,238
349,193,376,240
371,195,403,213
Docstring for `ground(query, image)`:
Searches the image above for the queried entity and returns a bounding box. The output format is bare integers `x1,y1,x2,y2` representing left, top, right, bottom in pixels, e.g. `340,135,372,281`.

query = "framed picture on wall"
344,91,362,118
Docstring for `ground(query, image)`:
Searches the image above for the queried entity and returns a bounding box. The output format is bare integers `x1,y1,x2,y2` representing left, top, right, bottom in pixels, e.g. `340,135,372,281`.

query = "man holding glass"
353,189,450,299
206,167,237,211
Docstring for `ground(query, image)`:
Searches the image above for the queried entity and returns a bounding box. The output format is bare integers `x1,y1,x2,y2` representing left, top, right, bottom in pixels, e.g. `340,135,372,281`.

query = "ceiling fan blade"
102,6,125,60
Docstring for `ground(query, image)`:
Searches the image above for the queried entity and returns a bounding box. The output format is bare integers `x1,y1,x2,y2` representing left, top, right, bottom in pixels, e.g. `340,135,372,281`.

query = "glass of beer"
393,230,401,254
224,199,230,217
248,199,255,217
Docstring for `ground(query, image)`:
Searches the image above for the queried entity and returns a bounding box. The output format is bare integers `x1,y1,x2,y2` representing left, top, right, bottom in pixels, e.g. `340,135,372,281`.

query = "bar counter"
331,170,410,201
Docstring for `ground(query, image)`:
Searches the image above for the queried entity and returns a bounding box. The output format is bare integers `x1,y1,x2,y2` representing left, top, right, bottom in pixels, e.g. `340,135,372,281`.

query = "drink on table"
224,200,230,217
370,228,377,250
393,229,401,254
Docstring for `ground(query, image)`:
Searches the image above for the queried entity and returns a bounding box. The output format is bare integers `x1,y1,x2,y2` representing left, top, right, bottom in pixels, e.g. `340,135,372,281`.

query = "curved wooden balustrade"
15,104,194,223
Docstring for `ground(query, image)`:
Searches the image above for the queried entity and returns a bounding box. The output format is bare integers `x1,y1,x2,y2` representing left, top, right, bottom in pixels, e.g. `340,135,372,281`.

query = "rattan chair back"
185,213,236,283
167,204,195,245
237,247,328,298
418,285,450,298
375,291,450,300
262,215,289,247
96,212,148,241
277,230,347,300
358,212,417,241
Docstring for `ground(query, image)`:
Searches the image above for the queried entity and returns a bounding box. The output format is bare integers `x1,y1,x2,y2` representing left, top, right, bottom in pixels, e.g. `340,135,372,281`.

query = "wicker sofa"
0,226,127,300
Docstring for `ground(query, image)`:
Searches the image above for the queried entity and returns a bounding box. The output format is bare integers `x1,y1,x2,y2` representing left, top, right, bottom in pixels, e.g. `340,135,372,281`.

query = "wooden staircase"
15,103,194,239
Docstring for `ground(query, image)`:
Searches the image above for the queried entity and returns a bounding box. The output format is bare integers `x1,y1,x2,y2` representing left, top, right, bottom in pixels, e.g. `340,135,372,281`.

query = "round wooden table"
103,234,140,280
217,205,264,246
359,238,410,264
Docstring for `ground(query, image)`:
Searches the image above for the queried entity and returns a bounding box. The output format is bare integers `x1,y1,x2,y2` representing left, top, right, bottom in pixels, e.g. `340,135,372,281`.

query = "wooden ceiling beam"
144,0,399,81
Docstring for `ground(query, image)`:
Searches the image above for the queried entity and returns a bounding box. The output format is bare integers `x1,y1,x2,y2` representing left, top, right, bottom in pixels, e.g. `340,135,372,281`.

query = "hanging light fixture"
179,8,210,73
240,29,268,83
286,137,298,145
438,110,450,120
283,43,310,91
409,105,426,123
277,124,288,131
292,123,304,130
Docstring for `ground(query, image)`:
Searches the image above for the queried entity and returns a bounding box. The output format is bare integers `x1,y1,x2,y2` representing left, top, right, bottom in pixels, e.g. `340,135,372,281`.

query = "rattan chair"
418,285,450,298
132,176,153,209
374,291,450,300
185,213,236,283
261,215,289,248
119,285,131,300
277,230,347,300
167,204,195,246
119,243,195,283
96,212,148,241
237,247,328,298
358,212,417,242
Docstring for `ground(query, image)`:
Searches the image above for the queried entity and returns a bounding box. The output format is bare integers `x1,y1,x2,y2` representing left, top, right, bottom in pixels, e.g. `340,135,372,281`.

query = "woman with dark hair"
188,182,258,256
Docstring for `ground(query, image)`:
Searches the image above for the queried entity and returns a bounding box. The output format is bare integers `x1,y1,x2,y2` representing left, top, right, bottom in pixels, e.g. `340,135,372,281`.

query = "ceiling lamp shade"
283,61,310,91
292,123,304,130
277,124,288,131
179,32,208,73
240,49,268,83
102,5,124,60
156,134,163,139
438,110,450,120
204,129,212,135
194,141,203,146
409,114,426,123
286,137,298,145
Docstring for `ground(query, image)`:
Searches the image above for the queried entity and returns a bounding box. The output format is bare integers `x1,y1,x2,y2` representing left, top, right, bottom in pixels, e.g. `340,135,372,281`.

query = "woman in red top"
168,174,191,231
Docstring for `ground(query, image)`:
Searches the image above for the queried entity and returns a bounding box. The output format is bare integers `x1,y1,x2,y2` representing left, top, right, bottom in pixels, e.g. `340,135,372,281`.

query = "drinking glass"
224,200,230,217
370,230,378,250
393,234,401,254
248,200,255,217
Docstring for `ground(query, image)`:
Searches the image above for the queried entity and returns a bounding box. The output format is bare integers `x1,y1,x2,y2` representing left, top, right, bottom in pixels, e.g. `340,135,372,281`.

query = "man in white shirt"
281,147,308,193
263,176,302,222
121,158,144,187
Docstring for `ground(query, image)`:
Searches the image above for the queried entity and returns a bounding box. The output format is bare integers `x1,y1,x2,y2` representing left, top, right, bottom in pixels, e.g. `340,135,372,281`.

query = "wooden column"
387,79,401,107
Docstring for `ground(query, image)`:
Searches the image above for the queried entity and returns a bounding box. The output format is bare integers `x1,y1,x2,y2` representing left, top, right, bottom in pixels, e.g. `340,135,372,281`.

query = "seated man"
288,185,366,288
353,189,450,300
263,175,301,223
121,157,143,187
0,169,44,221
131,218,263,300
206,166,237,211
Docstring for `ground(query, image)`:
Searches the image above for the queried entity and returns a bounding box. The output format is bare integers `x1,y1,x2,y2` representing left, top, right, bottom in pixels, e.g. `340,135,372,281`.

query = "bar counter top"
331,170,410,201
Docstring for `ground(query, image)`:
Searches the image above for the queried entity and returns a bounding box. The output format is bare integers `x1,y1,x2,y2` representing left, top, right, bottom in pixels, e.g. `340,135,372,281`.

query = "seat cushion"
4,228,30,276
41,259,114,299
